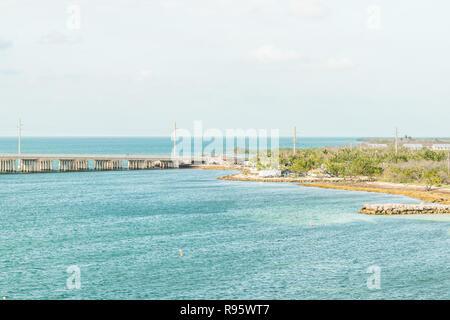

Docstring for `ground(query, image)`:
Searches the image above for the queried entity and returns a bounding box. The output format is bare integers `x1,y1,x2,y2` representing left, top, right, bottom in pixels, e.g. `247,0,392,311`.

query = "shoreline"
299,182,450,205
211,170,450,206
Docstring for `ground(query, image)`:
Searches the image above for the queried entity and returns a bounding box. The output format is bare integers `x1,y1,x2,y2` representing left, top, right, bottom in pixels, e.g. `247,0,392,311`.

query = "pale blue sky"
0,0,449,137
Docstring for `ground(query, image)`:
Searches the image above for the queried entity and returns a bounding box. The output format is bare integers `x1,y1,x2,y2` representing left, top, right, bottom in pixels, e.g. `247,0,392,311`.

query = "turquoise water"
1,138,449,299
0,137,360,155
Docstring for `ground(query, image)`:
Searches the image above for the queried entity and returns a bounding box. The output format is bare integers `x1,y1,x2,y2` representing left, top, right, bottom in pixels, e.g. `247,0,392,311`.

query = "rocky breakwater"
359,203,450,215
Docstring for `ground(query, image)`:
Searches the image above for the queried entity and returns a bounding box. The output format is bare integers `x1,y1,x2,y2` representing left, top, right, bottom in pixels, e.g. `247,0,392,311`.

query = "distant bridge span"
0,153,196,173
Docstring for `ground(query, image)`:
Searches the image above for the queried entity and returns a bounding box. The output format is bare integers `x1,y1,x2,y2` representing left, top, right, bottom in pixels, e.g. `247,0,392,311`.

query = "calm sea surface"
0,138,449,299
0,136,360,154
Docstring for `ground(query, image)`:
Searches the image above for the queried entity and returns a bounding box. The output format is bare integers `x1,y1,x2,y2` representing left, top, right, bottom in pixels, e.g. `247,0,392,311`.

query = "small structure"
258,169,281,178
367,144,387,148
190,158,205,165
403,144,423,150
249,167,259,174
243,160,254,167
432,144,450,151
220,154,247,166
307,168,332,178
205,156,224,165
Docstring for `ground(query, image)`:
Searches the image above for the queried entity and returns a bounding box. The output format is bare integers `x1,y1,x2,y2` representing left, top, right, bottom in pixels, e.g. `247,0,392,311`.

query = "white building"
367,144,387,148
403,144,423,150
432,144,450,151
258,169,281,178
249,167,259,174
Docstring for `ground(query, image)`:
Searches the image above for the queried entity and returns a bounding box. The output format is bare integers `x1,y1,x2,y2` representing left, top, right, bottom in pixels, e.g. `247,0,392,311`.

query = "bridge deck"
0,154,176,161
0,154,191,173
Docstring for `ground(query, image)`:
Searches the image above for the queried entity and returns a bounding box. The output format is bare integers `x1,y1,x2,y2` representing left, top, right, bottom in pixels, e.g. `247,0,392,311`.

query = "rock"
359,203,450,215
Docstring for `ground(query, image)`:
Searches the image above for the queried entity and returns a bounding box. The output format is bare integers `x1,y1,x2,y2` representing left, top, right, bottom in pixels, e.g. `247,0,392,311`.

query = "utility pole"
18,119,22,154
293,126,296,155
173,122,177,157
447,151,449,175
17,119,23,171
395,127,398,155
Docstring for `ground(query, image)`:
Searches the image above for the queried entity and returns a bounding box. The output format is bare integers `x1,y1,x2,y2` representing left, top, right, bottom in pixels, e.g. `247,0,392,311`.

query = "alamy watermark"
366,5,381,30
366,265,381,290
171,121,280,169
66,4,81,30
66,265,81,290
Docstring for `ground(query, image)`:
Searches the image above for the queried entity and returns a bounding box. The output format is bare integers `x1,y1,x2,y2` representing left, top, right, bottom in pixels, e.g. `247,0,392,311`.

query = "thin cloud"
0,69,19,75
137,69,152,80
249,46,355,70
290,0,325,18
250,45,299,63
0,39,13,50
38,32,81,45
326,58,355,70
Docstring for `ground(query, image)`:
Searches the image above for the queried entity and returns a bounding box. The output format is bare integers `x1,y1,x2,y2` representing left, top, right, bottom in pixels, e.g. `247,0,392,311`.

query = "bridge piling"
1,154,181,174
0,159,16,173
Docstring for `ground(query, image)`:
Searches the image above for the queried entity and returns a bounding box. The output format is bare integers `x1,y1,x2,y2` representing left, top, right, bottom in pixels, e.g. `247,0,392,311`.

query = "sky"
0,0,449,137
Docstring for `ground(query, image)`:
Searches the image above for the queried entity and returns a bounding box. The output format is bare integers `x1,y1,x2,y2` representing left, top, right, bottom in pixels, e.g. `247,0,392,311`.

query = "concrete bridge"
0,154,190,173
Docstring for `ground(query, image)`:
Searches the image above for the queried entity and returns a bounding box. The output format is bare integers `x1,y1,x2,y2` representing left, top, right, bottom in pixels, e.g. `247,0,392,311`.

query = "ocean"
0,137,449,299
0,136,360,155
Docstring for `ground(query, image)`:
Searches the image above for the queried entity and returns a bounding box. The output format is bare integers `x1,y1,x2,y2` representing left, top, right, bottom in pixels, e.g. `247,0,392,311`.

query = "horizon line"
0,135,449,139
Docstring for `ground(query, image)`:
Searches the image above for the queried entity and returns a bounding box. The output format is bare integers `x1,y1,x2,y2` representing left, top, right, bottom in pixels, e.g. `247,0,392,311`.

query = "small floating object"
179,249,183,257
309,221,313,227
2,297,6,300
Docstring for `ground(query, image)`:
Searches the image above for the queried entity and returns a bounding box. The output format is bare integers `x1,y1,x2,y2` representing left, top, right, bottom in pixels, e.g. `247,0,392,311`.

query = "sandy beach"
215,171,450,205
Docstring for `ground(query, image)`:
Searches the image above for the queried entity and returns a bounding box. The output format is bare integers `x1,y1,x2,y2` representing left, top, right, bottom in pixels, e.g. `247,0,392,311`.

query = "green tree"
424,169,442,191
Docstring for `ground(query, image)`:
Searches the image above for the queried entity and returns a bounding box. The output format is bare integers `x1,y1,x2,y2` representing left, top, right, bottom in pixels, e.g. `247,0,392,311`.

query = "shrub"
424,169,442,191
